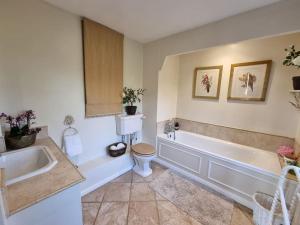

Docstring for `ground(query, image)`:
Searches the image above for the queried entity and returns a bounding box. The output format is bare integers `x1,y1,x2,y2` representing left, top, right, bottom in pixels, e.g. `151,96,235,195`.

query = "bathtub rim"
158,130,280,154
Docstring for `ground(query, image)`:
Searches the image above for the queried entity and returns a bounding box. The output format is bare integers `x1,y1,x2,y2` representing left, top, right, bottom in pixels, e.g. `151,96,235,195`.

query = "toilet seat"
131,143,155,156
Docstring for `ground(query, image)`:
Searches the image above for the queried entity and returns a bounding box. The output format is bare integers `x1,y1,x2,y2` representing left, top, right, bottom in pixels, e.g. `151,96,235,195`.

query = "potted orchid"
122,87,145,115
283,45,300,90
0,110,41,150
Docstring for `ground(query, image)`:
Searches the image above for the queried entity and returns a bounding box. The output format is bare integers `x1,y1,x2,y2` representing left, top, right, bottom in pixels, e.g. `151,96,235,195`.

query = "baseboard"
80,165,133,196
154,158,254,209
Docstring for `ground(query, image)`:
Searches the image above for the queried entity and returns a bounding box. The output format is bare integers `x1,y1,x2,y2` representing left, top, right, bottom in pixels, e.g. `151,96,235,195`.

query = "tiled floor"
81,162,253,225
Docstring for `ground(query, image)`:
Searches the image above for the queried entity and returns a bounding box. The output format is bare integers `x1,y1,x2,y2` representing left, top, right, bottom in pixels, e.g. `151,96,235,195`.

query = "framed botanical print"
227,60,272,101
192,66,223,99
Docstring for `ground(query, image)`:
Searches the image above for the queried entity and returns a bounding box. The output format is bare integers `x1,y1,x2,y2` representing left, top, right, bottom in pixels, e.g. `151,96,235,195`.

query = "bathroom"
0,0,300,225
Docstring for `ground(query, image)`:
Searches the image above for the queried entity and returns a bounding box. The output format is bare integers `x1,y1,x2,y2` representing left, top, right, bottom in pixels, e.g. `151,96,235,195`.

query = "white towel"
110,145,117,150
116,143,125,149
64,133,83,157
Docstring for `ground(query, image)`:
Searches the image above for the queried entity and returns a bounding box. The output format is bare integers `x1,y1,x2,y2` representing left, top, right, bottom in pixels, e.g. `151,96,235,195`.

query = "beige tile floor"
81,162,254,225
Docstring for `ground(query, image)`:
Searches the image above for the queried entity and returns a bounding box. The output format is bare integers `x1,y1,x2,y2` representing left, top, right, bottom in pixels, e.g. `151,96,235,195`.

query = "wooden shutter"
83,18,124,117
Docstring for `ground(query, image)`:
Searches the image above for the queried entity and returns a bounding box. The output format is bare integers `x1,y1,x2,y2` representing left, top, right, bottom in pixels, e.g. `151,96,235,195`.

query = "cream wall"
0,75,22,114
176,33,300,138
157,55,179,122
296,119,300,144
0,0,143,163
124,38,144,112
143,0,300,144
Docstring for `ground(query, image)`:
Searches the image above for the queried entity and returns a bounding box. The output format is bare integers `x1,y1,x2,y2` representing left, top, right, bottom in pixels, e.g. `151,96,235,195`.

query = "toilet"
131,143,156,177
116,114,156,177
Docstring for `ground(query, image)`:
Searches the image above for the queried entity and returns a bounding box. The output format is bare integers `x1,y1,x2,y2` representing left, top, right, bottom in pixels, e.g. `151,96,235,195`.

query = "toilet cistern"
116,113,144,146
115,113,156,177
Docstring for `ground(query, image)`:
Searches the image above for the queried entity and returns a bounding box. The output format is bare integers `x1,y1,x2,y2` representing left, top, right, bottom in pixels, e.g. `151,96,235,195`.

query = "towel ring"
62,115,78,137
63,127,78,137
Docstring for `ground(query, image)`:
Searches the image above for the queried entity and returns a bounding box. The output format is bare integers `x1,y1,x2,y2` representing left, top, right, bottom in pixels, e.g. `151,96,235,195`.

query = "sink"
0,145,58,185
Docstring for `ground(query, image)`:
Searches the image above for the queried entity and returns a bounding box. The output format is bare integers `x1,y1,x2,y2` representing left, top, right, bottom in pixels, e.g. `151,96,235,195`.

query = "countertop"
4,138,85,216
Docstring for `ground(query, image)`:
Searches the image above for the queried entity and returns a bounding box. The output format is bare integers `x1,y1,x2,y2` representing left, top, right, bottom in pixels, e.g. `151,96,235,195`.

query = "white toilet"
131,143,156,177
116,114,156,177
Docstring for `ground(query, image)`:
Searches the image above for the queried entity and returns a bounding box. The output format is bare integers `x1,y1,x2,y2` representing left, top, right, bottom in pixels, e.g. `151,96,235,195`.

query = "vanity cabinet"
0,138,84,225
4,184,83,225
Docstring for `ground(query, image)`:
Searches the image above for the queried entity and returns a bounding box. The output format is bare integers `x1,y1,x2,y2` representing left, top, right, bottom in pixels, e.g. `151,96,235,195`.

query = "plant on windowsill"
122,87,145,115
0,110,41,150
283,45,300,90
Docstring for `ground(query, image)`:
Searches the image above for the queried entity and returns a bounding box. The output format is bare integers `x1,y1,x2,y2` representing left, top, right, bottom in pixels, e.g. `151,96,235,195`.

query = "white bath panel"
158,142,202,174
207,160,276,199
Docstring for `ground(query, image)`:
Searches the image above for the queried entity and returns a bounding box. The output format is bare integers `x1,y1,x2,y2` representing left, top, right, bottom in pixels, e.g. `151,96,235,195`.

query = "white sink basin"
0,145,58,185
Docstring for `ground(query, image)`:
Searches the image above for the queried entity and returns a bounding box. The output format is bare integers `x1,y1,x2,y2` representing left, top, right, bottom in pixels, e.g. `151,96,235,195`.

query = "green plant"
283,45,300,68
122,87,145,106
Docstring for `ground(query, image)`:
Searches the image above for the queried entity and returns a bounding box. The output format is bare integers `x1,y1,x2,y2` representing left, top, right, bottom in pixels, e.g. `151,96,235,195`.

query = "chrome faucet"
164,119,176,140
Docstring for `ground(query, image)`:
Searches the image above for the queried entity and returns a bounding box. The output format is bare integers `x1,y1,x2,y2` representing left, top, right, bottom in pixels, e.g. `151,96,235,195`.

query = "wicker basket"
252,192,284,225
107,142,127,157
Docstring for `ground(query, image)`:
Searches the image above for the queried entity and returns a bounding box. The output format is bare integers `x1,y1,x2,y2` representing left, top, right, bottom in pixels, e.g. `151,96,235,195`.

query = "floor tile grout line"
154,191,198,225
93,184,109,225
155,193,161,225
92,200,103,225
82,201,102,203
125,201,130,225
126,174,133,225
102,200,159,203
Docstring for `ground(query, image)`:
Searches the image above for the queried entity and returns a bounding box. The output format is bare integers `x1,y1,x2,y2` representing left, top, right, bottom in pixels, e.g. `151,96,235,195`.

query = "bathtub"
156,130,294,208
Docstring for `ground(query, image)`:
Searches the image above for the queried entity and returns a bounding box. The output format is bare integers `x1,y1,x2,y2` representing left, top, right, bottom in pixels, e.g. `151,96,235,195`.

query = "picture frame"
192,66,223,99
227,60,272,101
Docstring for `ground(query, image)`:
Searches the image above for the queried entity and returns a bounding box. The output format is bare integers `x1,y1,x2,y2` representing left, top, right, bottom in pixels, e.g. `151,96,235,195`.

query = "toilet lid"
131,143,155,155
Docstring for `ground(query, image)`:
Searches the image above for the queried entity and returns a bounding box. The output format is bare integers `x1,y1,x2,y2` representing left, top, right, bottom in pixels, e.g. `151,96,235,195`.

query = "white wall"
296,118,300,144
123,37,144,112
143,0,300,144
157,55,179,122
0,0,143,163
176,33,300,138
0,75,22,115
0,1,23,115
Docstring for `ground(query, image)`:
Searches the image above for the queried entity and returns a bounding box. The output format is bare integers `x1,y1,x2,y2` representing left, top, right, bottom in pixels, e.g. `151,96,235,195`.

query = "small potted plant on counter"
0,110,41,150
283,45,300,90
122,87,145,115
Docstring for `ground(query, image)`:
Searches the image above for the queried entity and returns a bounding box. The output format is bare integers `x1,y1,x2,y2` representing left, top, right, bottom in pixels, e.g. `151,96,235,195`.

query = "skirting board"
153,158,254,209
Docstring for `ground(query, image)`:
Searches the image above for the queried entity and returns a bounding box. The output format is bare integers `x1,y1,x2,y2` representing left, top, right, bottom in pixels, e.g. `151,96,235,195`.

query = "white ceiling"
44,0,280,43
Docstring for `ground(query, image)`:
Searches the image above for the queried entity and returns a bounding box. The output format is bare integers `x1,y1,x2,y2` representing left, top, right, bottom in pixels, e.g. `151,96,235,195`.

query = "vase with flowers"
283,45,300,90
0,110,41,150
122,87,145,115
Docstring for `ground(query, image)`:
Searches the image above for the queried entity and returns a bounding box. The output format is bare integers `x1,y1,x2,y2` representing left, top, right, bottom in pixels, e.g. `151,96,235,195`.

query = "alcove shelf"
289,90,300,109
